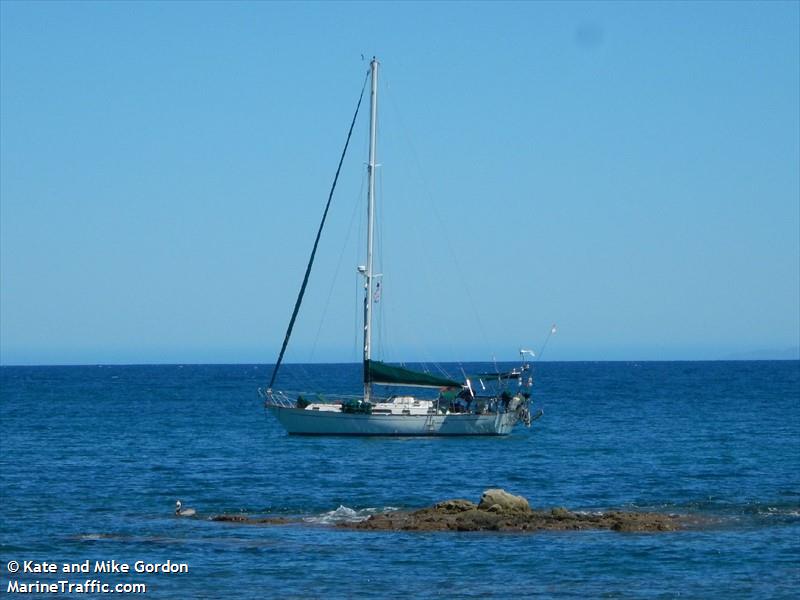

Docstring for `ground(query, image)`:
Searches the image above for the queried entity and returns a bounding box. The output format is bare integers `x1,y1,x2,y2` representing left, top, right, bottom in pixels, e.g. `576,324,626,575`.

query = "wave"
628,500,800,524
303,505,398,525
751,505,800,518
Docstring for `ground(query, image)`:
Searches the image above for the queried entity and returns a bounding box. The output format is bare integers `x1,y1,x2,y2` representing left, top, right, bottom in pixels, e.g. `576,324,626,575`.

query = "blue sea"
1,361,798,598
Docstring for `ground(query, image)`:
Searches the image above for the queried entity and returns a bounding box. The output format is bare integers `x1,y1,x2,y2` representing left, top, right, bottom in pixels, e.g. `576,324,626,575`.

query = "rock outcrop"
211,514,291,525
342,490,682,533
209,489,685,533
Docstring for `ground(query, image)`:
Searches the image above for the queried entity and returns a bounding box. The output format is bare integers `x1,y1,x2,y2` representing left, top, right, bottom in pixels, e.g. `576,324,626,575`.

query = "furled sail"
364,360,463,389
267,70,369,391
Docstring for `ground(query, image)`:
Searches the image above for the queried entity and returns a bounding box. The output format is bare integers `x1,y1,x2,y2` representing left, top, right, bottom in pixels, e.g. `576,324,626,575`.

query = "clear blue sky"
1,1,798,365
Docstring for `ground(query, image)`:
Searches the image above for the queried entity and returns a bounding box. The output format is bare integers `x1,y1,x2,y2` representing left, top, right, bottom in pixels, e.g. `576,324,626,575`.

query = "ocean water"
1,361,798,598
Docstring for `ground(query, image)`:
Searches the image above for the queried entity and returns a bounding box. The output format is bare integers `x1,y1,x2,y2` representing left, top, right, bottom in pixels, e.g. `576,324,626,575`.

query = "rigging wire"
379,77,441,375
384,76,493,360
377,75,462,381
536,324,558,361
376,157,386,361
268,68,370,391
308,170,367,362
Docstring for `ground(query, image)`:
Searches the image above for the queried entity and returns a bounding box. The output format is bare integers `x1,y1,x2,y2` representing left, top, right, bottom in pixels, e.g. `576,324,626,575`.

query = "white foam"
304,505,398,525
759,506,800,518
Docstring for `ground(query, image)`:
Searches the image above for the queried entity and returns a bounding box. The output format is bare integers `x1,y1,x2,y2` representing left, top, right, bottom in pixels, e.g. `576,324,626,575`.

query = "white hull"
267,405,521,436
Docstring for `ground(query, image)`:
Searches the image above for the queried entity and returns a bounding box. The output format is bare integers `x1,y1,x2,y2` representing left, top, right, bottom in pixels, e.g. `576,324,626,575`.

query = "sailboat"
260,58,543,436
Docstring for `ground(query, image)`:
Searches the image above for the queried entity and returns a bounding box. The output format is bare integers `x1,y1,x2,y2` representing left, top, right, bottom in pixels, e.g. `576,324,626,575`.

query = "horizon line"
1,358,798,368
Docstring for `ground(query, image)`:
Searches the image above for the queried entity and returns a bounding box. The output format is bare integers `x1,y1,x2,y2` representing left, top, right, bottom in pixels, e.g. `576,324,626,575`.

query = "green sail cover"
364,360,463,388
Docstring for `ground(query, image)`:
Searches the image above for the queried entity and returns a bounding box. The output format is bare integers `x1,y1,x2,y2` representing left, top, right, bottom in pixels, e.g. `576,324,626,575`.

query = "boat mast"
364,57,378,403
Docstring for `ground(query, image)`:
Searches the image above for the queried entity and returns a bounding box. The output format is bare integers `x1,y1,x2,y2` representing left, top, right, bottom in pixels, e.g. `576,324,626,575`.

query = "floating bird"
175,500,196,517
